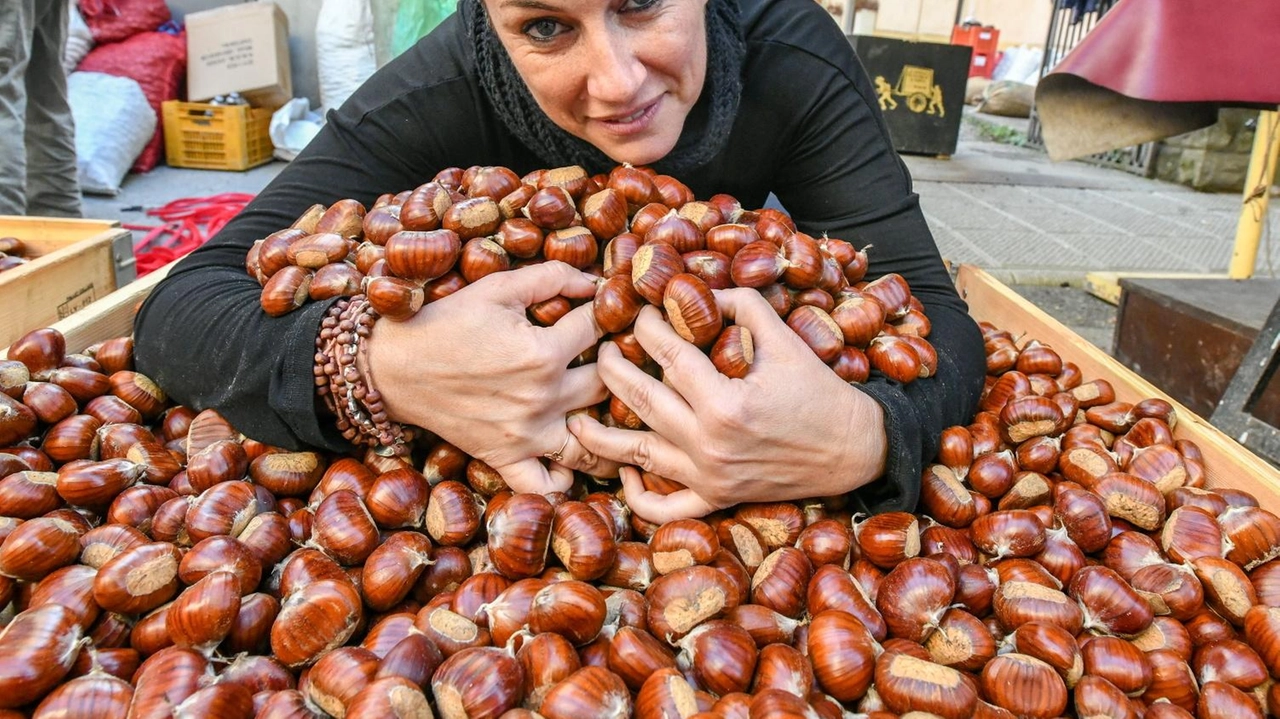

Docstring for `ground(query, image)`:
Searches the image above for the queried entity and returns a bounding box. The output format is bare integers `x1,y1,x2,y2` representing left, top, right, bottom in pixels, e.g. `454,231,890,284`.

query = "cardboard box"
186,2,292,109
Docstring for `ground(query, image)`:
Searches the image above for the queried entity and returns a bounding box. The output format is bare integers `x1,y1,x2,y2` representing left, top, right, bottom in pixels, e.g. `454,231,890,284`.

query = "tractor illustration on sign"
875,65,945,117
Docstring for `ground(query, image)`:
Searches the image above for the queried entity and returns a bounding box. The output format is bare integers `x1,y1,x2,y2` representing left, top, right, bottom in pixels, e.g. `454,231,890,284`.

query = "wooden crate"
4,262,175,357
0,216,136,348
956,264,1280,506
12,261,1279,511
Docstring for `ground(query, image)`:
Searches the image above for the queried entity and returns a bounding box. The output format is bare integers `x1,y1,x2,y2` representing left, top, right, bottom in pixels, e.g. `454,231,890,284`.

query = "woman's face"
485,0,709,166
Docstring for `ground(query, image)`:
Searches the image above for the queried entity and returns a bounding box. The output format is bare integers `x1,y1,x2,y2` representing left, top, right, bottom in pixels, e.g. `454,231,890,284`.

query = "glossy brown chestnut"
664,273,723,349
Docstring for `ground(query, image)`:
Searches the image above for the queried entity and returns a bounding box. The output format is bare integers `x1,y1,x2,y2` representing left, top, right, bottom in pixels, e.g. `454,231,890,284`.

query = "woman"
134,0,986,522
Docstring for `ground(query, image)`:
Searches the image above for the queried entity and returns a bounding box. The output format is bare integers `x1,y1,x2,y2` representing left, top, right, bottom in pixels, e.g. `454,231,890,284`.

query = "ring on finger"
543,433,572,464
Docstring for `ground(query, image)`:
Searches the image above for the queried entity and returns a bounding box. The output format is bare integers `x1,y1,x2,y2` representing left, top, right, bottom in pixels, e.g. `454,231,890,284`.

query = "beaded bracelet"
314,296,416,456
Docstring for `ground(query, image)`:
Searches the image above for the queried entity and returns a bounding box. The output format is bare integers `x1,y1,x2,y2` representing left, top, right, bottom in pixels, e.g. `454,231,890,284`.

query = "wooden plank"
1085,271,1225,305
957,264,1280,508
1121,277,1280,333
0,217,134,348
0,216,122,254
30,263,177,355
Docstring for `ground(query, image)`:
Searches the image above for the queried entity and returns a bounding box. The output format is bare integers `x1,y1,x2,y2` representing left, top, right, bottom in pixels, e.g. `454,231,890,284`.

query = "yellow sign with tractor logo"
875,65,946,117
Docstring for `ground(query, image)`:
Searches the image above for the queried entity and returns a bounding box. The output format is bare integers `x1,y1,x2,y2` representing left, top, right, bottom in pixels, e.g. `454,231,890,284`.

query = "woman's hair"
461,0,746,176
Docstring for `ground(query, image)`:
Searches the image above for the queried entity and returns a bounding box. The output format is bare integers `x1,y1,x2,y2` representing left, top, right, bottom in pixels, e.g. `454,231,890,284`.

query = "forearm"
133,260,350,451
852,299,985,512
130,55,456,449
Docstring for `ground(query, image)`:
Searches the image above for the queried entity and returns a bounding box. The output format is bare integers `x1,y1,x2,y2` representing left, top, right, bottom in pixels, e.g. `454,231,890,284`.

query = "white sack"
63,4,94,73
67,72,156,196
316,0,378,112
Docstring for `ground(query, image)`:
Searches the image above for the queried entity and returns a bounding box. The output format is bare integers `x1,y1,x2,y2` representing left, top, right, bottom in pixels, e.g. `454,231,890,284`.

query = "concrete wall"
871,0,1053,48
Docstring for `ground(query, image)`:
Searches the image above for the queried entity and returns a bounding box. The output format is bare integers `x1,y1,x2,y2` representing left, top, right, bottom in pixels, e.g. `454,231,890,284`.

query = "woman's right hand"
365,261,616,493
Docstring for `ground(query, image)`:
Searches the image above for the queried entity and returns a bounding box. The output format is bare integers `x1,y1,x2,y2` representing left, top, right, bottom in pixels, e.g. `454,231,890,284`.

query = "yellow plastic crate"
162,100,274,171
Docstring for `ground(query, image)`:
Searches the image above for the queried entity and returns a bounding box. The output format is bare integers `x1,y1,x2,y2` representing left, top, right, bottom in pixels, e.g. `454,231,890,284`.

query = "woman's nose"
583,31,646,104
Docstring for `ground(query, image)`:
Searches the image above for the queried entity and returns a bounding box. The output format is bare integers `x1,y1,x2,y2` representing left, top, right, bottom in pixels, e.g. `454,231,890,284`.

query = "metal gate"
1026,0,1158,177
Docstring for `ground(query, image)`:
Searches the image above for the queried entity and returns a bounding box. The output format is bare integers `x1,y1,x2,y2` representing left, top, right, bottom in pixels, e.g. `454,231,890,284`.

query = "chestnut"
581,188,628,240
603,232,642,278
663,274,722,349
855,511,920,569
524,187,577,230
459,237,512,283
729,240,786,288
631,242,684,305
487,492,554,579
431,645,525,718
0,604,86,709
873,650,976,719
980,653,1068,718
647,565,740,644
875,557,956,643
607,163,659,212
786,306,844,364
594,275,644,335
709,325,754,380
538,666,631,719
551,500,618,581
705,223,759,258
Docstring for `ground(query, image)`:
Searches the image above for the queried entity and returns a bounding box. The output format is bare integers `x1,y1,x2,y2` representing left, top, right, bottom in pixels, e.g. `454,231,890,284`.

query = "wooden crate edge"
955,263,1280,499
0,226,128,285
3,262,176,357
0,215,121,233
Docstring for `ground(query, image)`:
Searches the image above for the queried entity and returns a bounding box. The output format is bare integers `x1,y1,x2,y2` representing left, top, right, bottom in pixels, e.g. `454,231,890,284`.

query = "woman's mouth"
595,97,662,136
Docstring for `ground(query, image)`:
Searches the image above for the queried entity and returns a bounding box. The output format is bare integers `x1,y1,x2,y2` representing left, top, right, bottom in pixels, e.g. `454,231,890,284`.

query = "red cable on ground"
124,193,254,276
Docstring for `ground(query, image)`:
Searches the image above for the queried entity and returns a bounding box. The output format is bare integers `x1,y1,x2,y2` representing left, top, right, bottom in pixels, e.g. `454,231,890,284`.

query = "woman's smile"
593,96,663,136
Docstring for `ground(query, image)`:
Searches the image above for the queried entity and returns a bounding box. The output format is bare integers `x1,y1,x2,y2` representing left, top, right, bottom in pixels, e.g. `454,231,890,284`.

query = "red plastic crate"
951,24,1001,78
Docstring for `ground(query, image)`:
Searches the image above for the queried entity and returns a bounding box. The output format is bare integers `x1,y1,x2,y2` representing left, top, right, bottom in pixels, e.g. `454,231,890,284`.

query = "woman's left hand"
569,288,889,523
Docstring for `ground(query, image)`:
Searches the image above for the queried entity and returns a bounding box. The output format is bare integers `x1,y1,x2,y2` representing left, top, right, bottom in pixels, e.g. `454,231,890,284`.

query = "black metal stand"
1211,294,1280,464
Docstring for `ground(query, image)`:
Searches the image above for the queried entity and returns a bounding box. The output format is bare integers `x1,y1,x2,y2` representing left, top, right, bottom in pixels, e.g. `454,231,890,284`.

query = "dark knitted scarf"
461,0,746,176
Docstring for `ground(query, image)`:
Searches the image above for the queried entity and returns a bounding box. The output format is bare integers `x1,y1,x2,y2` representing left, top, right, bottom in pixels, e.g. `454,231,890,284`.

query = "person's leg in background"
0,0,36,215
25,0,81,217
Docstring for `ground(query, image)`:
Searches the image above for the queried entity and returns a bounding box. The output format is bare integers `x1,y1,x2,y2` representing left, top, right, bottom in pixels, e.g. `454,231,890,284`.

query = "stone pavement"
905,134,1276,286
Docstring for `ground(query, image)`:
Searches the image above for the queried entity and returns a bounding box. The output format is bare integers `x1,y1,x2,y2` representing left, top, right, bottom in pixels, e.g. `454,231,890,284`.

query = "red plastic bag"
77,0,171,44
78,31,186,173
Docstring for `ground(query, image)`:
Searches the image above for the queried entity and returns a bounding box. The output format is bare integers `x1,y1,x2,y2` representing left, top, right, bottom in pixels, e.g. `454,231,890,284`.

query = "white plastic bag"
270,98,324,162
316,0,378,112
992,46,1044,87
67,72,156,195
63,4,94,73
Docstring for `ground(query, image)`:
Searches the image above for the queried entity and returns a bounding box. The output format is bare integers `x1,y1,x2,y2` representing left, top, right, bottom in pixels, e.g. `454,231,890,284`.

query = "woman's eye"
621,0,661,11
523,18,566,41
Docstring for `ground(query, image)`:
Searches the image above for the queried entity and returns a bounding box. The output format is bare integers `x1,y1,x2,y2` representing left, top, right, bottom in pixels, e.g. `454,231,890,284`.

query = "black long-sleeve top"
134,0,986,514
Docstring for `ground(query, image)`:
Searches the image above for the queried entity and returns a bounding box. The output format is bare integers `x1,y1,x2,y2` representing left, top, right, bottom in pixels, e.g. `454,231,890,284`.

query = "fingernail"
567,414,584,433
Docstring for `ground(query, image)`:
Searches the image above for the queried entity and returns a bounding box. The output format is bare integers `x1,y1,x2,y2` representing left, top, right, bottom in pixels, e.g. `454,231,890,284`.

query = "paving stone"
914,172,1277,280
927,224,1001,267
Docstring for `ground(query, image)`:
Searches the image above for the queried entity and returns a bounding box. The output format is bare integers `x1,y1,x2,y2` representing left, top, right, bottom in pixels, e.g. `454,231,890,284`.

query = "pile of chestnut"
0,237,30,274
0,180,1277,719
248,163,938,388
